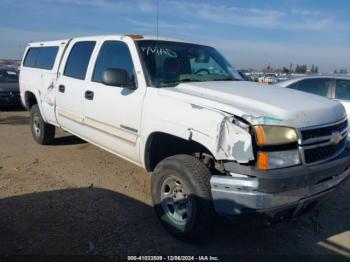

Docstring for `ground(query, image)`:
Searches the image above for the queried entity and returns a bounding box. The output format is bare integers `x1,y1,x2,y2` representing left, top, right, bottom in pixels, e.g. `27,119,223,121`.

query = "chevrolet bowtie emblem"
330,131,342,145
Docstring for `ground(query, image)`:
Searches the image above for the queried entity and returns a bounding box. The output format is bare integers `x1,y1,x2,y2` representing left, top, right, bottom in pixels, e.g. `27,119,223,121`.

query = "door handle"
58,85,65,93
85,90,94,100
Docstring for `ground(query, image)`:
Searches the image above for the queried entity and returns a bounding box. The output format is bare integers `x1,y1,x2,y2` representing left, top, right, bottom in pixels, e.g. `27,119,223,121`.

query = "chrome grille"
301,120,348,140
299,118,348,165
304,137,347,164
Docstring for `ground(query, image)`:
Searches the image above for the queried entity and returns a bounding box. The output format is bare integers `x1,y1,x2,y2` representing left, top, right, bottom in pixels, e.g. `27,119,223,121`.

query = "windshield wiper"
212,78,239,81
155,78,235,87
179,79,203,83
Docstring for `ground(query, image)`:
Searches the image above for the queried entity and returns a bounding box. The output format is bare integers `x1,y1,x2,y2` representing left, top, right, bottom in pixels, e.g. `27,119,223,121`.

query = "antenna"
156,0,159,39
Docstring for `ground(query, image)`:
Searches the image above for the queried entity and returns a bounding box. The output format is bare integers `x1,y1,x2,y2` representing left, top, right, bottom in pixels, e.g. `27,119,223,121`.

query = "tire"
30,104,55,145
151,154,214,241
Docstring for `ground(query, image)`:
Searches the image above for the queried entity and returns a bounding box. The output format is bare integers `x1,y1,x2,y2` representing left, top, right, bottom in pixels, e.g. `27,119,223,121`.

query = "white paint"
19,34,348,169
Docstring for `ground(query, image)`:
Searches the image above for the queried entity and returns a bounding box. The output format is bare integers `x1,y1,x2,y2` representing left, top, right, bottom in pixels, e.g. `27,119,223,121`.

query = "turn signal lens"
257,152,269,170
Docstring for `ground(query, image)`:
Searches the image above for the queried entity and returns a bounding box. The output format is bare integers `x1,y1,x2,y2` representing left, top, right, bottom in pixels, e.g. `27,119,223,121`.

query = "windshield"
136,40,243,87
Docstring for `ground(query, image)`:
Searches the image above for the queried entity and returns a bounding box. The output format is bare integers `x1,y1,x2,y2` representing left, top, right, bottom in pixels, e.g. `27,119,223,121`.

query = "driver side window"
92,41,135,84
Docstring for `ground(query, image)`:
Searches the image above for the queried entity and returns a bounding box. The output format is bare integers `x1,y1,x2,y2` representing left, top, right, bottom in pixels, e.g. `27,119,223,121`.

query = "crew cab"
19,34,350,241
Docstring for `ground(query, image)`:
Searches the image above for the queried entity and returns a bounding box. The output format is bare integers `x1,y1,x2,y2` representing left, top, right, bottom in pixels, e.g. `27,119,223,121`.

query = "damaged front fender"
216,116,254,163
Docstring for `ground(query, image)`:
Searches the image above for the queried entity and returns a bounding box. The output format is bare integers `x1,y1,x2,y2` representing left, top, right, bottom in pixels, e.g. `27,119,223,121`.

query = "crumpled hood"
159,81,346,128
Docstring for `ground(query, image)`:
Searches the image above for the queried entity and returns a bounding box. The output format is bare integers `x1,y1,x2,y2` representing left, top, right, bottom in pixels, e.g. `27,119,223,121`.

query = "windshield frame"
134,40,242,88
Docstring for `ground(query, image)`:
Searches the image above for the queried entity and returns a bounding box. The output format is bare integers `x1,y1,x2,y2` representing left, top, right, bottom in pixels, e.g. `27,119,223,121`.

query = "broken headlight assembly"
253,125,301,170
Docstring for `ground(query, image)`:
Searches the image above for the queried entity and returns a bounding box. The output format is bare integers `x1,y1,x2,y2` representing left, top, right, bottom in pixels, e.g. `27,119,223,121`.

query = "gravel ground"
0,109,349,261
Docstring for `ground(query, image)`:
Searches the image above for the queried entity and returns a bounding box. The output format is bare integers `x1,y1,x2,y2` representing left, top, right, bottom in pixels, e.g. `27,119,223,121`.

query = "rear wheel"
30,104,55,145
151,154,214,241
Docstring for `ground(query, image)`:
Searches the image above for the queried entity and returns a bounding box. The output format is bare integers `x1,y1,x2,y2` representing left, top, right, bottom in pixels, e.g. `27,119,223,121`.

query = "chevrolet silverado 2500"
19,34,350,240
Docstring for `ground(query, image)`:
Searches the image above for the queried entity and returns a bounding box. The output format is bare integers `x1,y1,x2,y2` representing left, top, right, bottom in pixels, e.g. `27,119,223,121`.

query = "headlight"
254,125,298,146
257,150,301,170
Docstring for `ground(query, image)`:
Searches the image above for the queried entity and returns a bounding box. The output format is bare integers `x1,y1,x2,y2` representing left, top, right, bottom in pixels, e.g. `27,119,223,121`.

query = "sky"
0,0,349,72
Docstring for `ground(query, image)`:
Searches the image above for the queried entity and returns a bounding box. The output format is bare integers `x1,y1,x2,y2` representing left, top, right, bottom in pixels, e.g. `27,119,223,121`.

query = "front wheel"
151,154,214,241
30,104,55,145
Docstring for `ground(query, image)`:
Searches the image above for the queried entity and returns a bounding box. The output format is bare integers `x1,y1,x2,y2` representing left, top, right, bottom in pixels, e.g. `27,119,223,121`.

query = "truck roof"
27,34,193,47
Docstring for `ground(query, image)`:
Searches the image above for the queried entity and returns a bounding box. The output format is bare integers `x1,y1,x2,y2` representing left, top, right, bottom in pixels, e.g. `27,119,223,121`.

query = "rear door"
55,39,96,134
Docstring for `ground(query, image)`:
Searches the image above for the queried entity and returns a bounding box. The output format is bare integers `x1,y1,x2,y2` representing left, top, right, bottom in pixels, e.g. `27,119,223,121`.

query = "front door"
83,38,146,163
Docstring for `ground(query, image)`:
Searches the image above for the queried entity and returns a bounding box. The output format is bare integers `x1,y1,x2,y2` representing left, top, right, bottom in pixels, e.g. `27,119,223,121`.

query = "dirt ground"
0,109,349,260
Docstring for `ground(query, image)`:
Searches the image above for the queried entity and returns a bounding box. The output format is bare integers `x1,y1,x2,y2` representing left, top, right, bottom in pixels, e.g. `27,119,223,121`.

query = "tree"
303,64,307,73
295,64,307,74
339,68,348,74
263,64,273,73
311,64,315,73
282,67,290,74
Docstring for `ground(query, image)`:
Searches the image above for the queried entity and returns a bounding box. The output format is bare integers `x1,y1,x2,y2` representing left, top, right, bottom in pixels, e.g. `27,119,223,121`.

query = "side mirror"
102,68,136,90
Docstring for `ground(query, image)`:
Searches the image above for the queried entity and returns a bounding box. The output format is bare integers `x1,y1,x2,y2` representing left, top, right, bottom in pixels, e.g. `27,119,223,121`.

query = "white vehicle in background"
258,73,278,84
277,74,291,82
19,34,350,241
277,76,350,135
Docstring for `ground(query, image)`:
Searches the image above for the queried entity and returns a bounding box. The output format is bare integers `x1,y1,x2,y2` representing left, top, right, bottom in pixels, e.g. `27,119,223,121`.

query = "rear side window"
64,41,96,80
23,48,40,67
294,79,331,97
92,41,135,83
23,47,59,70
335,80,350,100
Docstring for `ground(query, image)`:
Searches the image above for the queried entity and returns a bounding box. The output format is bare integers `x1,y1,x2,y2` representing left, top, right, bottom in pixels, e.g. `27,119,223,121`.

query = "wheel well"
145,132,214,172
25,91,38,109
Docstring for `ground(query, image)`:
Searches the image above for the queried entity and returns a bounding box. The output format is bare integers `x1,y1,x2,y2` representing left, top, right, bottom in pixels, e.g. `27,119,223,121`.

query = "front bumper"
0,91,21,105
211,148,350,217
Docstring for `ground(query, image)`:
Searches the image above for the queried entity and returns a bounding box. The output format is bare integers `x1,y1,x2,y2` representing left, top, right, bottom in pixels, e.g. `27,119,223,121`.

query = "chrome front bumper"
210,165,350,216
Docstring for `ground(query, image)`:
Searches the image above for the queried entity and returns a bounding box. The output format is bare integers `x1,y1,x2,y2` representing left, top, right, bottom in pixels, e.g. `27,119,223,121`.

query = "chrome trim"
298,117,347,132
84,117,138,143
210,166,350,214
300,128,348,146
297,117,348,165
57,108,138,143
300,142,347,166
301,131,348,150
120,124,138,133
57,108,84,124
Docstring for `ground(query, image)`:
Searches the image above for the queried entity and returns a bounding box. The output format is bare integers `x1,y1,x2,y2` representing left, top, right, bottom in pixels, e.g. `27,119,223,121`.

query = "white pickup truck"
20,34,350,241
